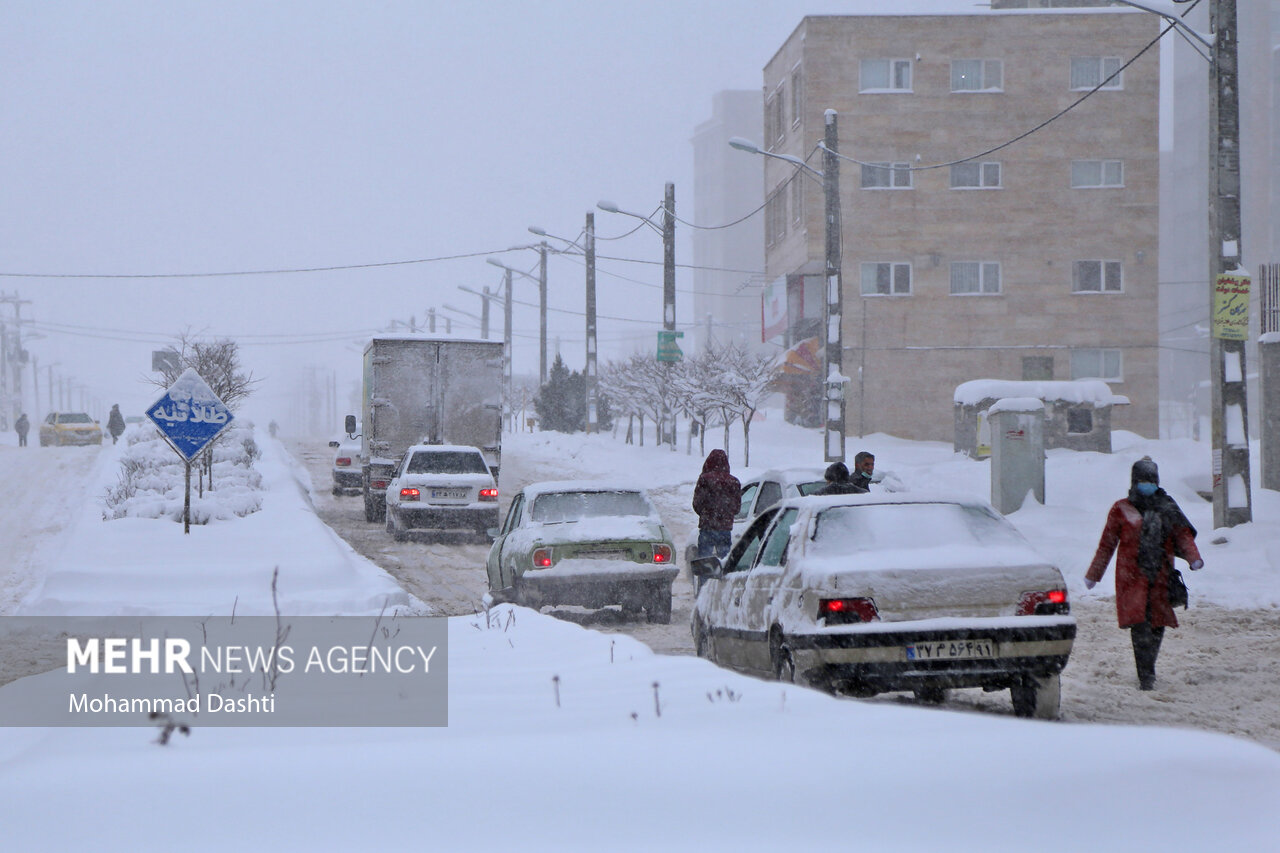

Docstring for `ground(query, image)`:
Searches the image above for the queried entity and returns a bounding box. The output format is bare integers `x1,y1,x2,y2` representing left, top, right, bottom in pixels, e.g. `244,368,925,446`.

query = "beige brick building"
759,9,1160,441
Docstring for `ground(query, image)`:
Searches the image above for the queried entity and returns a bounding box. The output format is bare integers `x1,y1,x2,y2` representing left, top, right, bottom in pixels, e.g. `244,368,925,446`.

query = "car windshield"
795,481,827,497
810,502,1027,556
58,413,92,424
530,490,650,523
406,451,489,475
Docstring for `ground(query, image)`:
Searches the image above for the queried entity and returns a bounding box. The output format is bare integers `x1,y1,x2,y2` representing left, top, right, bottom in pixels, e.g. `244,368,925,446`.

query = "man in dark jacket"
816,461,866,495
692,449,741,559
106,404,126,445
14,413,29,447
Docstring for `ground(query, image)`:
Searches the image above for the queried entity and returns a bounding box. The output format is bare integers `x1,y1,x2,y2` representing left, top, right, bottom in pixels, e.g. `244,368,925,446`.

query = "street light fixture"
731,110,846,464
487,250,549,387
456,286,494,339
529,220,599,434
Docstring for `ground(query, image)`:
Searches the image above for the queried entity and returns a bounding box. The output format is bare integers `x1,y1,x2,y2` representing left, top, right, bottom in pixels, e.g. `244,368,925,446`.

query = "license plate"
905,639,994,661
577,550,628,561
429,489,467,500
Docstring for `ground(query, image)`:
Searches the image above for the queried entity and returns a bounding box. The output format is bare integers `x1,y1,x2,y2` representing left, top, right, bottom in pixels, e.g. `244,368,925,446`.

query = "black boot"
1130,623,1164,690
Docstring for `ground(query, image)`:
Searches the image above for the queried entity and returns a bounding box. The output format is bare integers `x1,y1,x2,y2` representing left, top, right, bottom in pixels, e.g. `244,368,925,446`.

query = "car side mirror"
328,440,340,448
690,554,723,579
486,527,500,538
344,414,357,435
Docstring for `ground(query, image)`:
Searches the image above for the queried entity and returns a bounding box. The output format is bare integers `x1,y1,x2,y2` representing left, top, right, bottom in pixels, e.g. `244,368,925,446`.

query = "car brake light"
372,480,389,490
1017,590,1070,616
652,544,672,563
336,457,352,467
532,548,553,568
820,598,878,624
479,488,499,502
400,488,420,502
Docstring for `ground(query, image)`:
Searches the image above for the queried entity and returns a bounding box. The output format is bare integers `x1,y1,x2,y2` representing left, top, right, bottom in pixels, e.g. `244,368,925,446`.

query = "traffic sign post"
146,368,235,534
656,330,683,363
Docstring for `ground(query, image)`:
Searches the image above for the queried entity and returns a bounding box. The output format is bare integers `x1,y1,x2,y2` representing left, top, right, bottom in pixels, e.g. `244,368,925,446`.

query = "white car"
327,435,363,496
690,491,1075,719
384,444,499,542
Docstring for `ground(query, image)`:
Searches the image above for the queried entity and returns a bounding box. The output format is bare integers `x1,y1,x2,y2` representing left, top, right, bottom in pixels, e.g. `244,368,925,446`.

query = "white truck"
349,336,504,523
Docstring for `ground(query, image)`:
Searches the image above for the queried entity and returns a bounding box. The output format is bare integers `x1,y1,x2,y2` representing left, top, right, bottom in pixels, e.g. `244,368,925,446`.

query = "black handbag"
1168,567,1189,609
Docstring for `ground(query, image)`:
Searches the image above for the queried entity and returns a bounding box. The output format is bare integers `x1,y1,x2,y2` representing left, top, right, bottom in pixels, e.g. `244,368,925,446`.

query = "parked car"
383,444,498,541
683,466,828,571
690,491,1075,719
327,435,363,497
486,481,678,623
38,412,103,447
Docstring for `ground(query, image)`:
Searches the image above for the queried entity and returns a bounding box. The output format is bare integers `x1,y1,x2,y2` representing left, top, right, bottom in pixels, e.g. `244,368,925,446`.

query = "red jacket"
692,449,741,531
1086,498,1201,629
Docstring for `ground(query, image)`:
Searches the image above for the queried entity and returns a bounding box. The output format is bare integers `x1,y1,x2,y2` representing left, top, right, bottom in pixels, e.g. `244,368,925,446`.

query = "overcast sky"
0,1,1012,426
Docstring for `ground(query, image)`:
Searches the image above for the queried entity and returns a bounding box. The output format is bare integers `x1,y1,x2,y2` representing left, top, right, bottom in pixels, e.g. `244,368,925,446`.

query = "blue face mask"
1135,481,1158,497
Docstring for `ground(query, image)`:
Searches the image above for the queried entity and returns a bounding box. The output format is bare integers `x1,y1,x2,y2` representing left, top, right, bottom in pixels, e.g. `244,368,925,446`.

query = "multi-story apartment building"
759,8,1160,441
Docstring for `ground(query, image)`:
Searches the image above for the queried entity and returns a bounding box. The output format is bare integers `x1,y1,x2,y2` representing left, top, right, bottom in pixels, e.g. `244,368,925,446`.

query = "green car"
486,480,678,623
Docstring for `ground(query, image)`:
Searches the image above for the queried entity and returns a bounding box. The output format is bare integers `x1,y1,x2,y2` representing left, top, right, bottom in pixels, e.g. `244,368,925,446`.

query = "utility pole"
482,286,491,339
503,267,513,432
585,212,598,434
1209,0,1251,527
663,181,677,451
823,110,847,464
537,242,549,387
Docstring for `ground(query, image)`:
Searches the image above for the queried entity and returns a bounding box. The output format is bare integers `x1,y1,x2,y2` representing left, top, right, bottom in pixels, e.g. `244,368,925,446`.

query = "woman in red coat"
692,449,741,560
1085,457,1204,690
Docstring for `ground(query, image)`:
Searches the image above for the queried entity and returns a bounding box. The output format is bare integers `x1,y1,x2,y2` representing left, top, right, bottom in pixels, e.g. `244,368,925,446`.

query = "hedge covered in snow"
102,421,263,523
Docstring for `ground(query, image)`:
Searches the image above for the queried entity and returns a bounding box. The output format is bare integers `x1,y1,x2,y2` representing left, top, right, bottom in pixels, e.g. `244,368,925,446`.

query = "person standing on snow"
1085,457,1204,691
106,404,126,445
692,448,741,560
14,412,29,447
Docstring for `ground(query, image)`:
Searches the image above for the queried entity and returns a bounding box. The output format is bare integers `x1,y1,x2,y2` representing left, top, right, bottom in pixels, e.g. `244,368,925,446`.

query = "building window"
950,161,1002,189
1071,159,1124,188
1071,348,1122,382
1071,56,1123,90
766,86,785,148
790,175,803,226
860,58,912,92
1066,407,1094,434
951,59,1003,92
950,262,1001,295
1073,260,1122,293
861,162,912,189
1022,356,1054,381
765,183,787,246
790,65,803,127
861,262,912,296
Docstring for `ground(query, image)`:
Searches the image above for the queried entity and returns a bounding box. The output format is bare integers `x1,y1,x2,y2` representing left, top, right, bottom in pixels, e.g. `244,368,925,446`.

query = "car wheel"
1011,673,1061,720
913,686,948,705
770,629,795,683
386,512,407,542
646,587,673,624
332,485,342,497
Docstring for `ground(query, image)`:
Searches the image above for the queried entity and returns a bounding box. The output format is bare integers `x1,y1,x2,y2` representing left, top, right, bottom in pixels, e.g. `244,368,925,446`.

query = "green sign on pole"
657,330,684,362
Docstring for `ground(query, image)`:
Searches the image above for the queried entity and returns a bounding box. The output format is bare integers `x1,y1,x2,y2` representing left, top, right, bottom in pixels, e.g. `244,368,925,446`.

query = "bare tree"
713,342,779,467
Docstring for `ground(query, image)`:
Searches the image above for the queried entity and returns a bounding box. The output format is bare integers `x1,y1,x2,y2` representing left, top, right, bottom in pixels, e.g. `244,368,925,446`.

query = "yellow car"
39,412,104,447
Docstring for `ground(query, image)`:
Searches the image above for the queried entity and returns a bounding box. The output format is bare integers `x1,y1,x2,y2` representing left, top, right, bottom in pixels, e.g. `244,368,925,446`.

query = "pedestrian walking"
14,412,29,447
692,449,741,560
1085,457,1203,691
815,461,865,495
106,404,126,445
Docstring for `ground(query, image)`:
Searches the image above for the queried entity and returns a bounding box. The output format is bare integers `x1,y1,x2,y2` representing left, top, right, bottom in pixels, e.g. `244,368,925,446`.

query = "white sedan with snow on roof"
486,481,679,623
384,444,499,541
690,491,1075,718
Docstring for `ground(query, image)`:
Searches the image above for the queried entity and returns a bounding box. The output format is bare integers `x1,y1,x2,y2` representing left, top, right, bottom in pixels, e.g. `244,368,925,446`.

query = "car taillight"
479,488,499,502
400,488,420,502
372,480,389,490
1017,589,1070,616
532,548,553,568
820,597,878,625
651,544,672,563
336,457,352,467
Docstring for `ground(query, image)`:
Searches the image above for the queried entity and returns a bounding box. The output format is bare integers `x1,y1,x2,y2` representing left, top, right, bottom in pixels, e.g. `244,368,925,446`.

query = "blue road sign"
146,368,235,461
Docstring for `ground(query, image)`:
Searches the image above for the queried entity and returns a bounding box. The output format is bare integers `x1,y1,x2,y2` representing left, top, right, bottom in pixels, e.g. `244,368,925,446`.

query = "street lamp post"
529,221,597,433
730,110,845,464
599,182,679,450
488,249,549,387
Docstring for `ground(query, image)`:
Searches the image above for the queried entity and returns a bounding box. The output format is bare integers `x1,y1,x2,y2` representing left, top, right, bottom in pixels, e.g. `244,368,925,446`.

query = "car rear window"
58,413,92,424
531,491,650,523
810,503,1027,556
796,481,827,497
406,451,489,475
